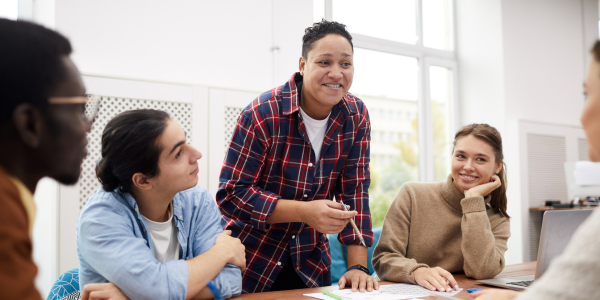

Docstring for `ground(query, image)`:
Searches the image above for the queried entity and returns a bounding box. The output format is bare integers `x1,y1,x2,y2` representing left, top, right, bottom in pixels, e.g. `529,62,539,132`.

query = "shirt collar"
0,165,36,232
280,72,358,117
120,190,184,222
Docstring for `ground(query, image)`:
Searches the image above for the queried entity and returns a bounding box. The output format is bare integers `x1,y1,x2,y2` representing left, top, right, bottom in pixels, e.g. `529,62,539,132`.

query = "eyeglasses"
48,94,102,126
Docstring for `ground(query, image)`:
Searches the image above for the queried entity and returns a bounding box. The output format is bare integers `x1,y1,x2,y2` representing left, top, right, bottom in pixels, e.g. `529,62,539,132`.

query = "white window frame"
322,0,459,182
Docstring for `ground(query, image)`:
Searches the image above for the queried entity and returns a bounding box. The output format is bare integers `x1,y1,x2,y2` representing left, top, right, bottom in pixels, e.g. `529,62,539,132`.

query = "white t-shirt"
142,203,180,263
299,107,330,163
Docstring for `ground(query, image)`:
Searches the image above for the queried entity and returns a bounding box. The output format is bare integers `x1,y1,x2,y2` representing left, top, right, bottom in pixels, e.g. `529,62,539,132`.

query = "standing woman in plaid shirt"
217,20,377,293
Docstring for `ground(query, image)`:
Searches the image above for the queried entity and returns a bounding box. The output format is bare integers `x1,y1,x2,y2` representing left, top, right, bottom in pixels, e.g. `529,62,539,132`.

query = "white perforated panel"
224,106,243,151
579,138,589,161
79,96,192,208
526,134,567,260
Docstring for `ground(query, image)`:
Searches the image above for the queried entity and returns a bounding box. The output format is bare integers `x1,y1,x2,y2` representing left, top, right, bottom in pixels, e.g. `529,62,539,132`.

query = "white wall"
502,0,588,126
55,0,312,92
455,0,506,133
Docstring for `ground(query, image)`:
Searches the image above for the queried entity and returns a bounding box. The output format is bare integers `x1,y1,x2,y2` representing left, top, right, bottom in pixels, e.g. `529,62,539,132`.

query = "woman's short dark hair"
592,41,600,62
453,123,510,219
0,19,72,127
302,19,353,59
96,109,171,193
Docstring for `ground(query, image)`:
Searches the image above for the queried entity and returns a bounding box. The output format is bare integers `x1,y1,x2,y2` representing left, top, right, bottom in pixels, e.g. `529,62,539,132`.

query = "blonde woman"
373,124,511,293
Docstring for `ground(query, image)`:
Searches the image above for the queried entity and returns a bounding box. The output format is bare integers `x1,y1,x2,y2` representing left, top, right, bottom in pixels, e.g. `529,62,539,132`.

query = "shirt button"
135,207,138,212
277,261,282,266
308,163,313,167
303,194,308,198
292,235,296,239
180,215,183,219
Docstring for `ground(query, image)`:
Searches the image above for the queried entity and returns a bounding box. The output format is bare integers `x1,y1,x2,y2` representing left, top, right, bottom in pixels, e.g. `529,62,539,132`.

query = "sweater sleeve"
372,184,428,284
460,196,510,279
0,177,41,300
513,207,600,300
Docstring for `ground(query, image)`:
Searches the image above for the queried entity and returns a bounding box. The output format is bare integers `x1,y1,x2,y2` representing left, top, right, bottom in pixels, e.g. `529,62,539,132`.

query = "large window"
315,0,458,227
0,0,19,20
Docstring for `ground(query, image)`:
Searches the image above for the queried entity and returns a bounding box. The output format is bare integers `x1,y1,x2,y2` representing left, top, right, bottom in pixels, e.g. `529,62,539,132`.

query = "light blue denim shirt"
77,185,242,299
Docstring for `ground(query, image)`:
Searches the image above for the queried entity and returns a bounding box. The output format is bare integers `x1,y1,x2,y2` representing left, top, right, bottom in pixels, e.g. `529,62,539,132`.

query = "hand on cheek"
464,174,501,198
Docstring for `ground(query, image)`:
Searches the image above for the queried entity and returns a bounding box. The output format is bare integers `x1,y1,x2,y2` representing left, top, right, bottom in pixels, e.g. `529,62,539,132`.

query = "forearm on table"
266,199,305,224
185,246,230,300
461,213,508,278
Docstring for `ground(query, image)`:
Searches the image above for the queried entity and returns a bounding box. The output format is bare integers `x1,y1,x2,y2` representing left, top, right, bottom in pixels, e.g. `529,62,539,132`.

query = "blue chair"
328,227,382,283
47,268,80,300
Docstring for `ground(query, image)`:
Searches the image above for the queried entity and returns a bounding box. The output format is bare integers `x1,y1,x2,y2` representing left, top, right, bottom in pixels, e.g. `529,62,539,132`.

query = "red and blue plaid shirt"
217,72,373,293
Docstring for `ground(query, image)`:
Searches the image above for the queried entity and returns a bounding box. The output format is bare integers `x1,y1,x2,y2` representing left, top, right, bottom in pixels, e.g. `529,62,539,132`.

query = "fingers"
419,278,436,291
338,276,346,289
351,275,359,292
440,269,459,290
428,275,447,292
222,230,232,236
329,209,357,220
434,275,451,292
326,201,344,210
81,283,103,300
365,276,375,292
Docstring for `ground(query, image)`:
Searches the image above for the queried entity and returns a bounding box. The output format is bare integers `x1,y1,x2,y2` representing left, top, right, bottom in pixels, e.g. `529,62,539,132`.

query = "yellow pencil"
340,202,367,247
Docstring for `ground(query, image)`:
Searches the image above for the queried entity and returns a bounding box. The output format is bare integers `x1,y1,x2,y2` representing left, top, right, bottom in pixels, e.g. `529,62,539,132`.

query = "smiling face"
299,34,354,117
451,134,503,194
582,59,600,162
150,119,202,194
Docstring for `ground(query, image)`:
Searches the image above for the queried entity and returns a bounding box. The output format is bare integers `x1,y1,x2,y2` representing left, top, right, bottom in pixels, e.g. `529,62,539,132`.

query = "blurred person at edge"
470,41,600,300
217,19,377,293
0,19,125,300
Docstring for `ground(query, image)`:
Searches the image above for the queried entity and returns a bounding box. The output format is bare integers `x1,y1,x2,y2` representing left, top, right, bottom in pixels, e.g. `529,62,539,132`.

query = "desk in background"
234,262,537,300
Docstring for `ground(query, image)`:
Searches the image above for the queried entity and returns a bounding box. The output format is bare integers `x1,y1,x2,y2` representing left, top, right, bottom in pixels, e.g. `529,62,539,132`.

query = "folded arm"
460,196,510,279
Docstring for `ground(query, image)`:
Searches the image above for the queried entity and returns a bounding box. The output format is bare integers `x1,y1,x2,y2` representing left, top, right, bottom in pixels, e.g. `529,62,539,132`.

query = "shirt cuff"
250,190,281,231
338,227,374,247
461,196,486,214
165,259,189,300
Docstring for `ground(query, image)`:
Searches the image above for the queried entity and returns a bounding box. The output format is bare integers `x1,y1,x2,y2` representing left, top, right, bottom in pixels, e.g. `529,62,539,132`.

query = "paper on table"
304,284,461,300
380,283,462,297
304,288,420,300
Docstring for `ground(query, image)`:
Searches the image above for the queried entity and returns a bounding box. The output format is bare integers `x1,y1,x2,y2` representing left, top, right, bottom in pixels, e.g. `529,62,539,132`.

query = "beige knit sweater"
372,175,510,283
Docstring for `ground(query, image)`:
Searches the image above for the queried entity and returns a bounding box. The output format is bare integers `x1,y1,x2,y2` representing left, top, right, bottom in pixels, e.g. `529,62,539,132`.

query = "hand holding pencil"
301,199,357,234
339,201,367,247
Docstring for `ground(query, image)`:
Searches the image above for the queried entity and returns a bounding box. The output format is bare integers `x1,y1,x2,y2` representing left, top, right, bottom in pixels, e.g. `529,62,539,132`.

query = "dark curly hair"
0,19,72,127
302,19,353,59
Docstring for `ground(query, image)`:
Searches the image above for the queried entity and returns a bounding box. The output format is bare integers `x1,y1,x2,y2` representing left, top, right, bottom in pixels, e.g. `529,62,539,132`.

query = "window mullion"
416,0,424,47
